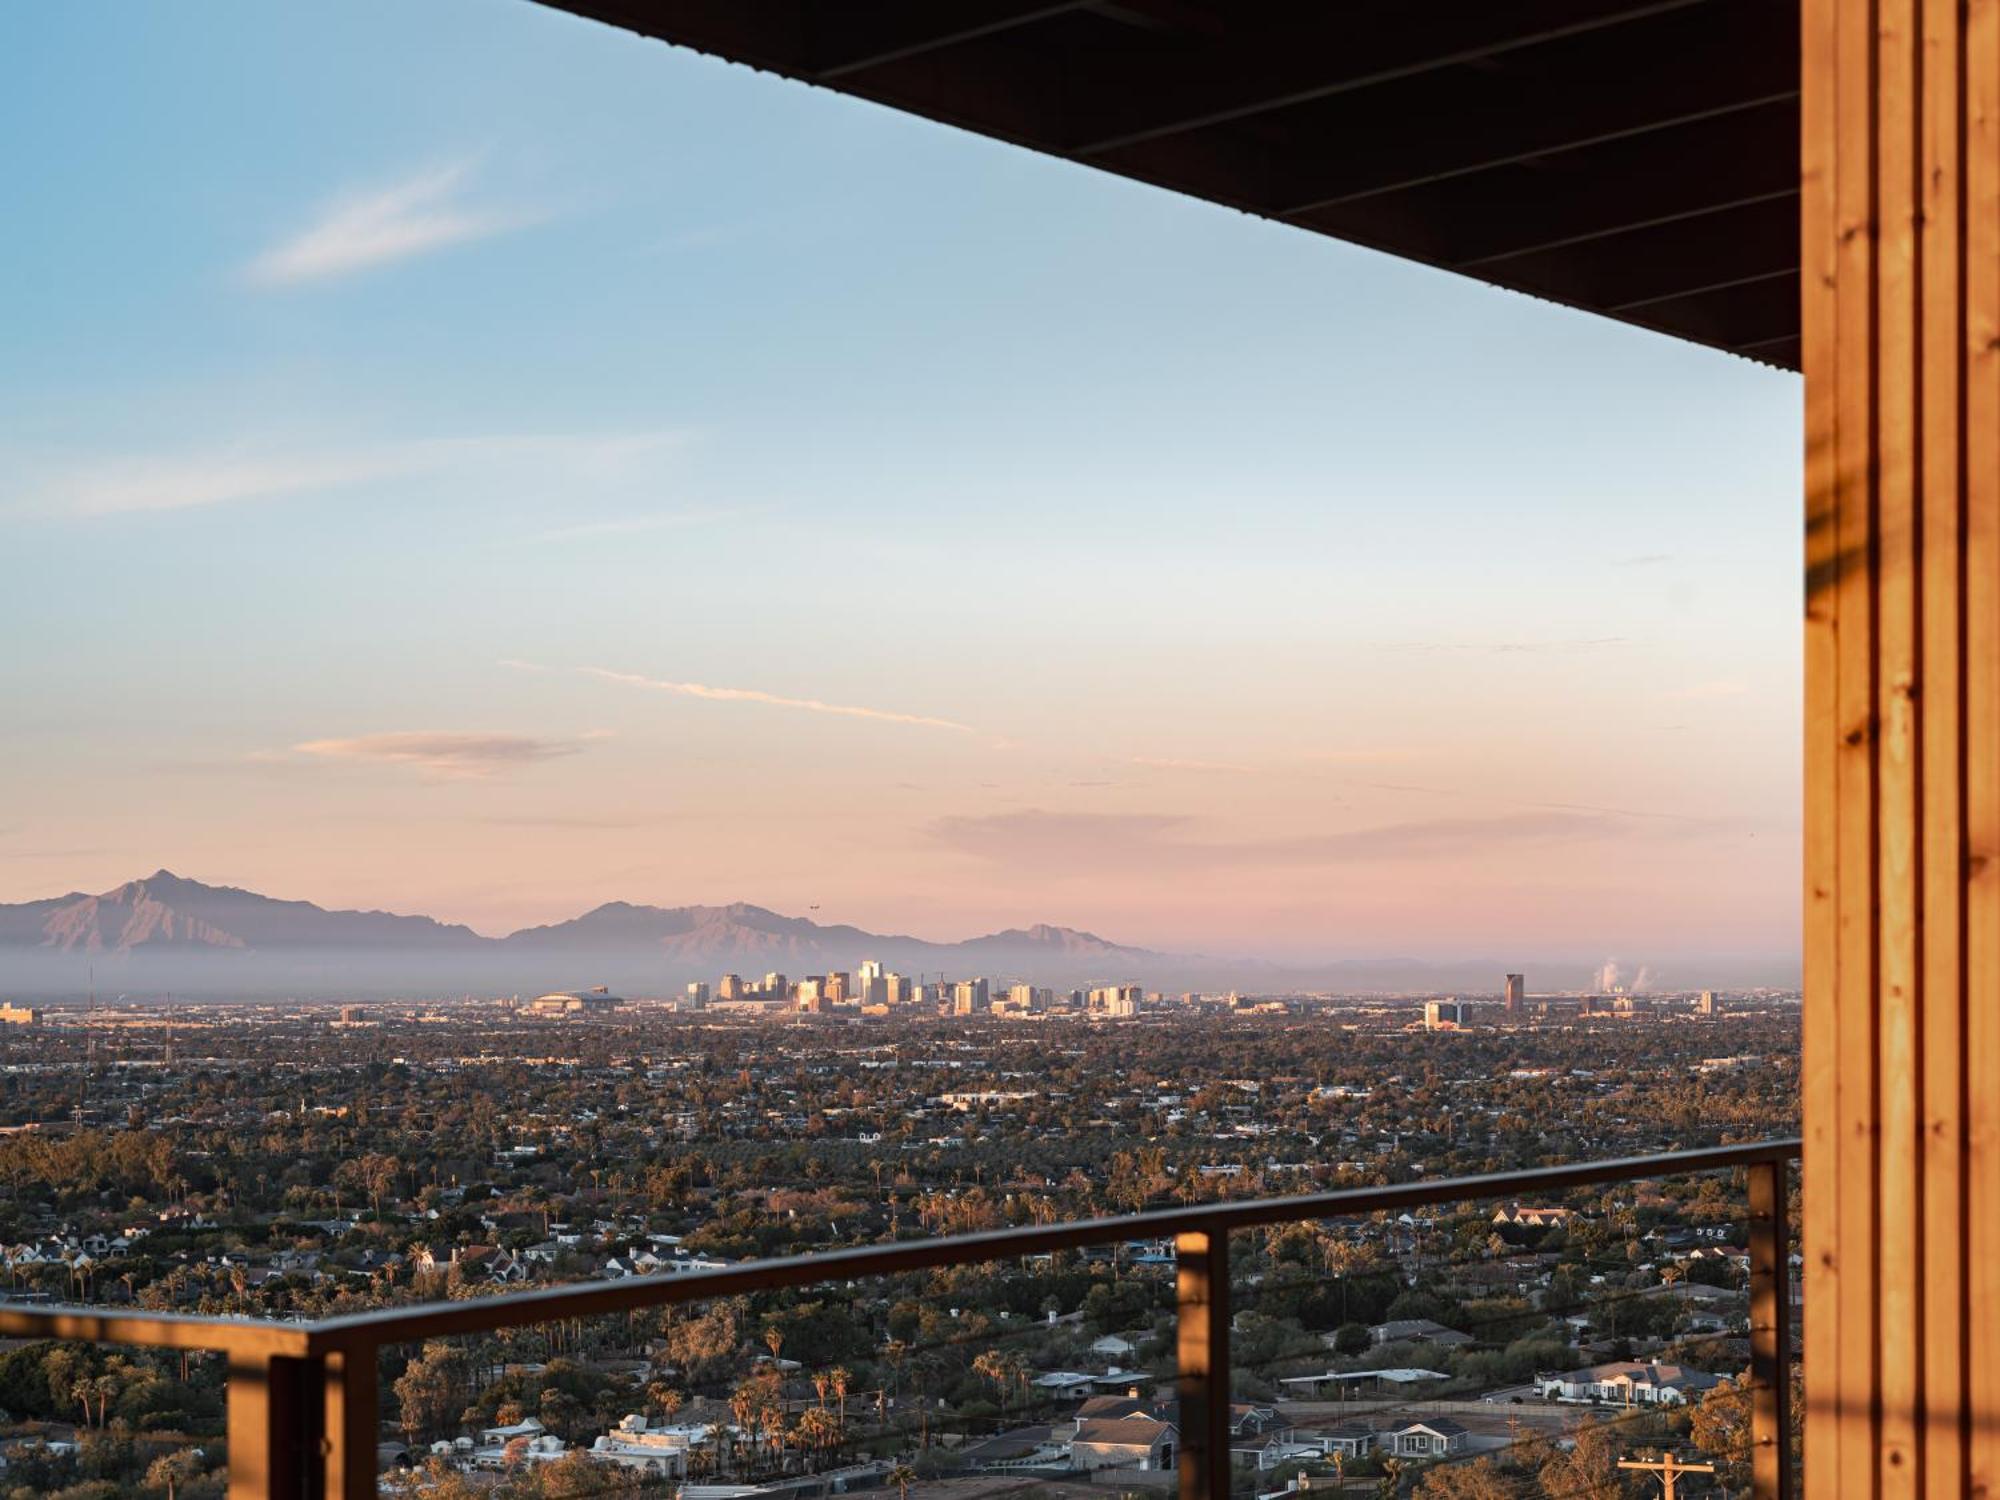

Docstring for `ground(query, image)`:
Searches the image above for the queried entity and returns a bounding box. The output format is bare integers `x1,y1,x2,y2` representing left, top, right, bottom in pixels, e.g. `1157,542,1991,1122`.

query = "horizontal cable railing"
0,1138,1800,1500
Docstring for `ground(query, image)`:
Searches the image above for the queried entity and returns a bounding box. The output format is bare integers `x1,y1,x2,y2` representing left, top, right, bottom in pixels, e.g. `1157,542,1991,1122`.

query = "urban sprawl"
0,976,1799,1499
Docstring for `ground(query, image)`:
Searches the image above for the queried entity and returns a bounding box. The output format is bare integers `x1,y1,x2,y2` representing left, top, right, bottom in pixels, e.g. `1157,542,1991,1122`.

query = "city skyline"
1,1,1803,966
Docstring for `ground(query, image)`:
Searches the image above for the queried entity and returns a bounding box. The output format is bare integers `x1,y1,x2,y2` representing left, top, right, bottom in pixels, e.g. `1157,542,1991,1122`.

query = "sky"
0,1,1804,971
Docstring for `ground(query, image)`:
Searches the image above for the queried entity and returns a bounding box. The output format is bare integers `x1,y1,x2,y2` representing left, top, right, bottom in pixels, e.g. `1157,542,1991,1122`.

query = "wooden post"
1176,1229,1232,1500
1802,0,2000,1496
322,1346,378,1500
228,1352,317,1500
1748,1158,1795,1500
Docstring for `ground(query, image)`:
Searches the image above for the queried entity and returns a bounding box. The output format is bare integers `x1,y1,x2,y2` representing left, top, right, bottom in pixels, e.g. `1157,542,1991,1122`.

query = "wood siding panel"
1803,0,1998,1494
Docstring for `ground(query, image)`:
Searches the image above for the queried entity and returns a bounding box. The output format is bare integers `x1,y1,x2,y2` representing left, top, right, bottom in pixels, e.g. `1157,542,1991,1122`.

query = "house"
1310,1423,1376,1460
1379,1419,1468,1458
1368,1318,1474,1349
1539,1360,1723,1406
1071,1415,1177,1473
1492,1204,1573,1228
478,1417,546,1447
1032,1371,1098,1401
1274,1368,1449,1399
1233,1433,1325,1471
587,1415,691,1478
960,1425,1068,1473
1073,1394,1173,1429
1090,1333,1139,1361
1229,1405,1289,1439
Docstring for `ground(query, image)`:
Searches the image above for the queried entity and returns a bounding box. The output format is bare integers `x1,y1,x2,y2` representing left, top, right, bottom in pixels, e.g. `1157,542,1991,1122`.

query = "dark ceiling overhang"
537,0,1802,371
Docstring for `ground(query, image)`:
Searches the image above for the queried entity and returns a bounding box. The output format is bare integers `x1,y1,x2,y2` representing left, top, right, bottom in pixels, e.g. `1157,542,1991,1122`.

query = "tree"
1415,1458,1513,1500
392,1342,472,1444
1333,1322,1372,1356
887,1463,916,1500
144,1449,202,1500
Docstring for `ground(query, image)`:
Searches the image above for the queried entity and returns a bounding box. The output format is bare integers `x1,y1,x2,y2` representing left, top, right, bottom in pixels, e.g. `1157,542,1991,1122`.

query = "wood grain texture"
1802,0,1998,1492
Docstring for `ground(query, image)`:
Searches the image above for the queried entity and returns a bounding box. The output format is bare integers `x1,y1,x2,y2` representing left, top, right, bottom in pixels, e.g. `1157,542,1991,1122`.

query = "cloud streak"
930,807,1678,870
584,666,974,733
289,731,604,779
22,431,680,517
248,162,527,284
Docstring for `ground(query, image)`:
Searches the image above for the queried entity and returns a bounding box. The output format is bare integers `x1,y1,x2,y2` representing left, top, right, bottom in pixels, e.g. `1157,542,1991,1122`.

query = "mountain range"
0,871,1174,998
0,872,1802,999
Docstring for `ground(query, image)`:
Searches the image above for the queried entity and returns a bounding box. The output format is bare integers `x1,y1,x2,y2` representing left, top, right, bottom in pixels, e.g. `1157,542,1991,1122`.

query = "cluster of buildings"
679,966,1150,1020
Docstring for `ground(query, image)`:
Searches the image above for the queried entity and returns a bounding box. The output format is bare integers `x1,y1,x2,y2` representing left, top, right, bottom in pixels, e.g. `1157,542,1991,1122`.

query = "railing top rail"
0,1137,1798,1357
305,1137,1797,1352
0,1303,312,1356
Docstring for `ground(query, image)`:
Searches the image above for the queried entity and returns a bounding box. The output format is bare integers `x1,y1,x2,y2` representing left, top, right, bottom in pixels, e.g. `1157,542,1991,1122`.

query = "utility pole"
1617,1453,1716,1500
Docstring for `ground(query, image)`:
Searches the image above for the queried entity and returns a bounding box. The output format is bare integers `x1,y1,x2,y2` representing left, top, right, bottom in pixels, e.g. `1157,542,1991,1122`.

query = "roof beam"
1491,193,1799,309
541,2,1089,81
1434,102,1800,267
1063,0,1717,157
812,3,1094,81
1265,9,1796,217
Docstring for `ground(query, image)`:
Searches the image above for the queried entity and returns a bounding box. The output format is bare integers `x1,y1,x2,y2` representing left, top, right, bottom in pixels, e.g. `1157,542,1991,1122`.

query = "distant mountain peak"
0,873,1168,996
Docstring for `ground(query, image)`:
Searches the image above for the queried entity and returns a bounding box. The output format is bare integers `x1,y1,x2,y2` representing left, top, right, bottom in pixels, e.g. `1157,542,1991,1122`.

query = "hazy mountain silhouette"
0,872,1801,1000
0,873,1172,997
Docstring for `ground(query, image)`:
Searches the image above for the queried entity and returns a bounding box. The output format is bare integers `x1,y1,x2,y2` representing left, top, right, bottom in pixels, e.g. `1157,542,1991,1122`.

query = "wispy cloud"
583,666,974,733
20,431,680,518
287,730,606,779
1383,636,1627,656
248,161,529,285
1126,755,1251,774
1669,678,1751,700
532,506,746,542
45,451,409,518
930,807,1675,870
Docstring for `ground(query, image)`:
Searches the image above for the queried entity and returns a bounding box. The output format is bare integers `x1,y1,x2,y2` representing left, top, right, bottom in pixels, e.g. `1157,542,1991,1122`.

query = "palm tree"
828,1365,851,1431
147,1449,202,1500
887,1464,916,1500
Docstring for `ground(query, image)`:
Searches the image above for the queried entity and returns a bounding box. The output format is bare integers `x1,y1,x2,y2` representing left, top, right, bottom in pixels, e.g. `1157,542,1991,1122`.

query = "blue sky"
0,1,1804,970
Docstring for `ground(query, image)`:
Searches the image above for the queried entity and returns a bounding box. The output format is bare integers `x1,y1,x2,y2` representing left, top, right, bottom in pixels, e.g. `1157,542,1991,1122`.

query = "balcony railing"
0,1138,1800,1500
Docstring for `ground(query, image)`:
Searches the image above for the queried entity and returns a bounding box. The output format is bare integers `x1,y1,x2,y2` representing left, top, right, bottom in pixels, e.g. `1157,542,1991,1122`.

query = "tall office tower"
685,981,710,1009
885,973,911,1006
762,972,788,998
825,971,851,1004
953,977,990,1014
1504,973,1525,1013
797,977,825,1007
1698,990,1719,1015
718,973,743,1002
857,959,883,989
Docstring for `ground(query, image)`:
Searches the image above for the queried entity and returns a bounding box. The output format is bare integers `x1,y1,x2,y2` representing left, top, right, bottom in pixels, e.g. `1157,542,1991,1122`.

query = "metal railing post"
1176,1228,1232,1500
322,1344,379,1500
228,1350,320,1500
1747,1156,1794,1500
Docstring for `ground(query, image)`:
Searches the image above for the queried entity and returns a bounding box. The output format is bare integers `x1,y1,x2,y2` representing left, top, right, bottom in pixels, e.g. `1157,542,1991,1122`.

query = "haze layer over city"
0,4,1805,1500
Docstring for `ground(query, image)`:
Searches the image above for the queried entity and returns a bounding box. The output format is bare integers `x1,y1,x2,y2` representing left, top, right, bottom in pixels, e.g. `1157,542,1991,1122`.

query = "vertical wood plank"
1831,0,1884,1488
1962,7,2000,1498
1800,0,1844,1486
1916,0,1968,1496
1874,0,1923,1491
